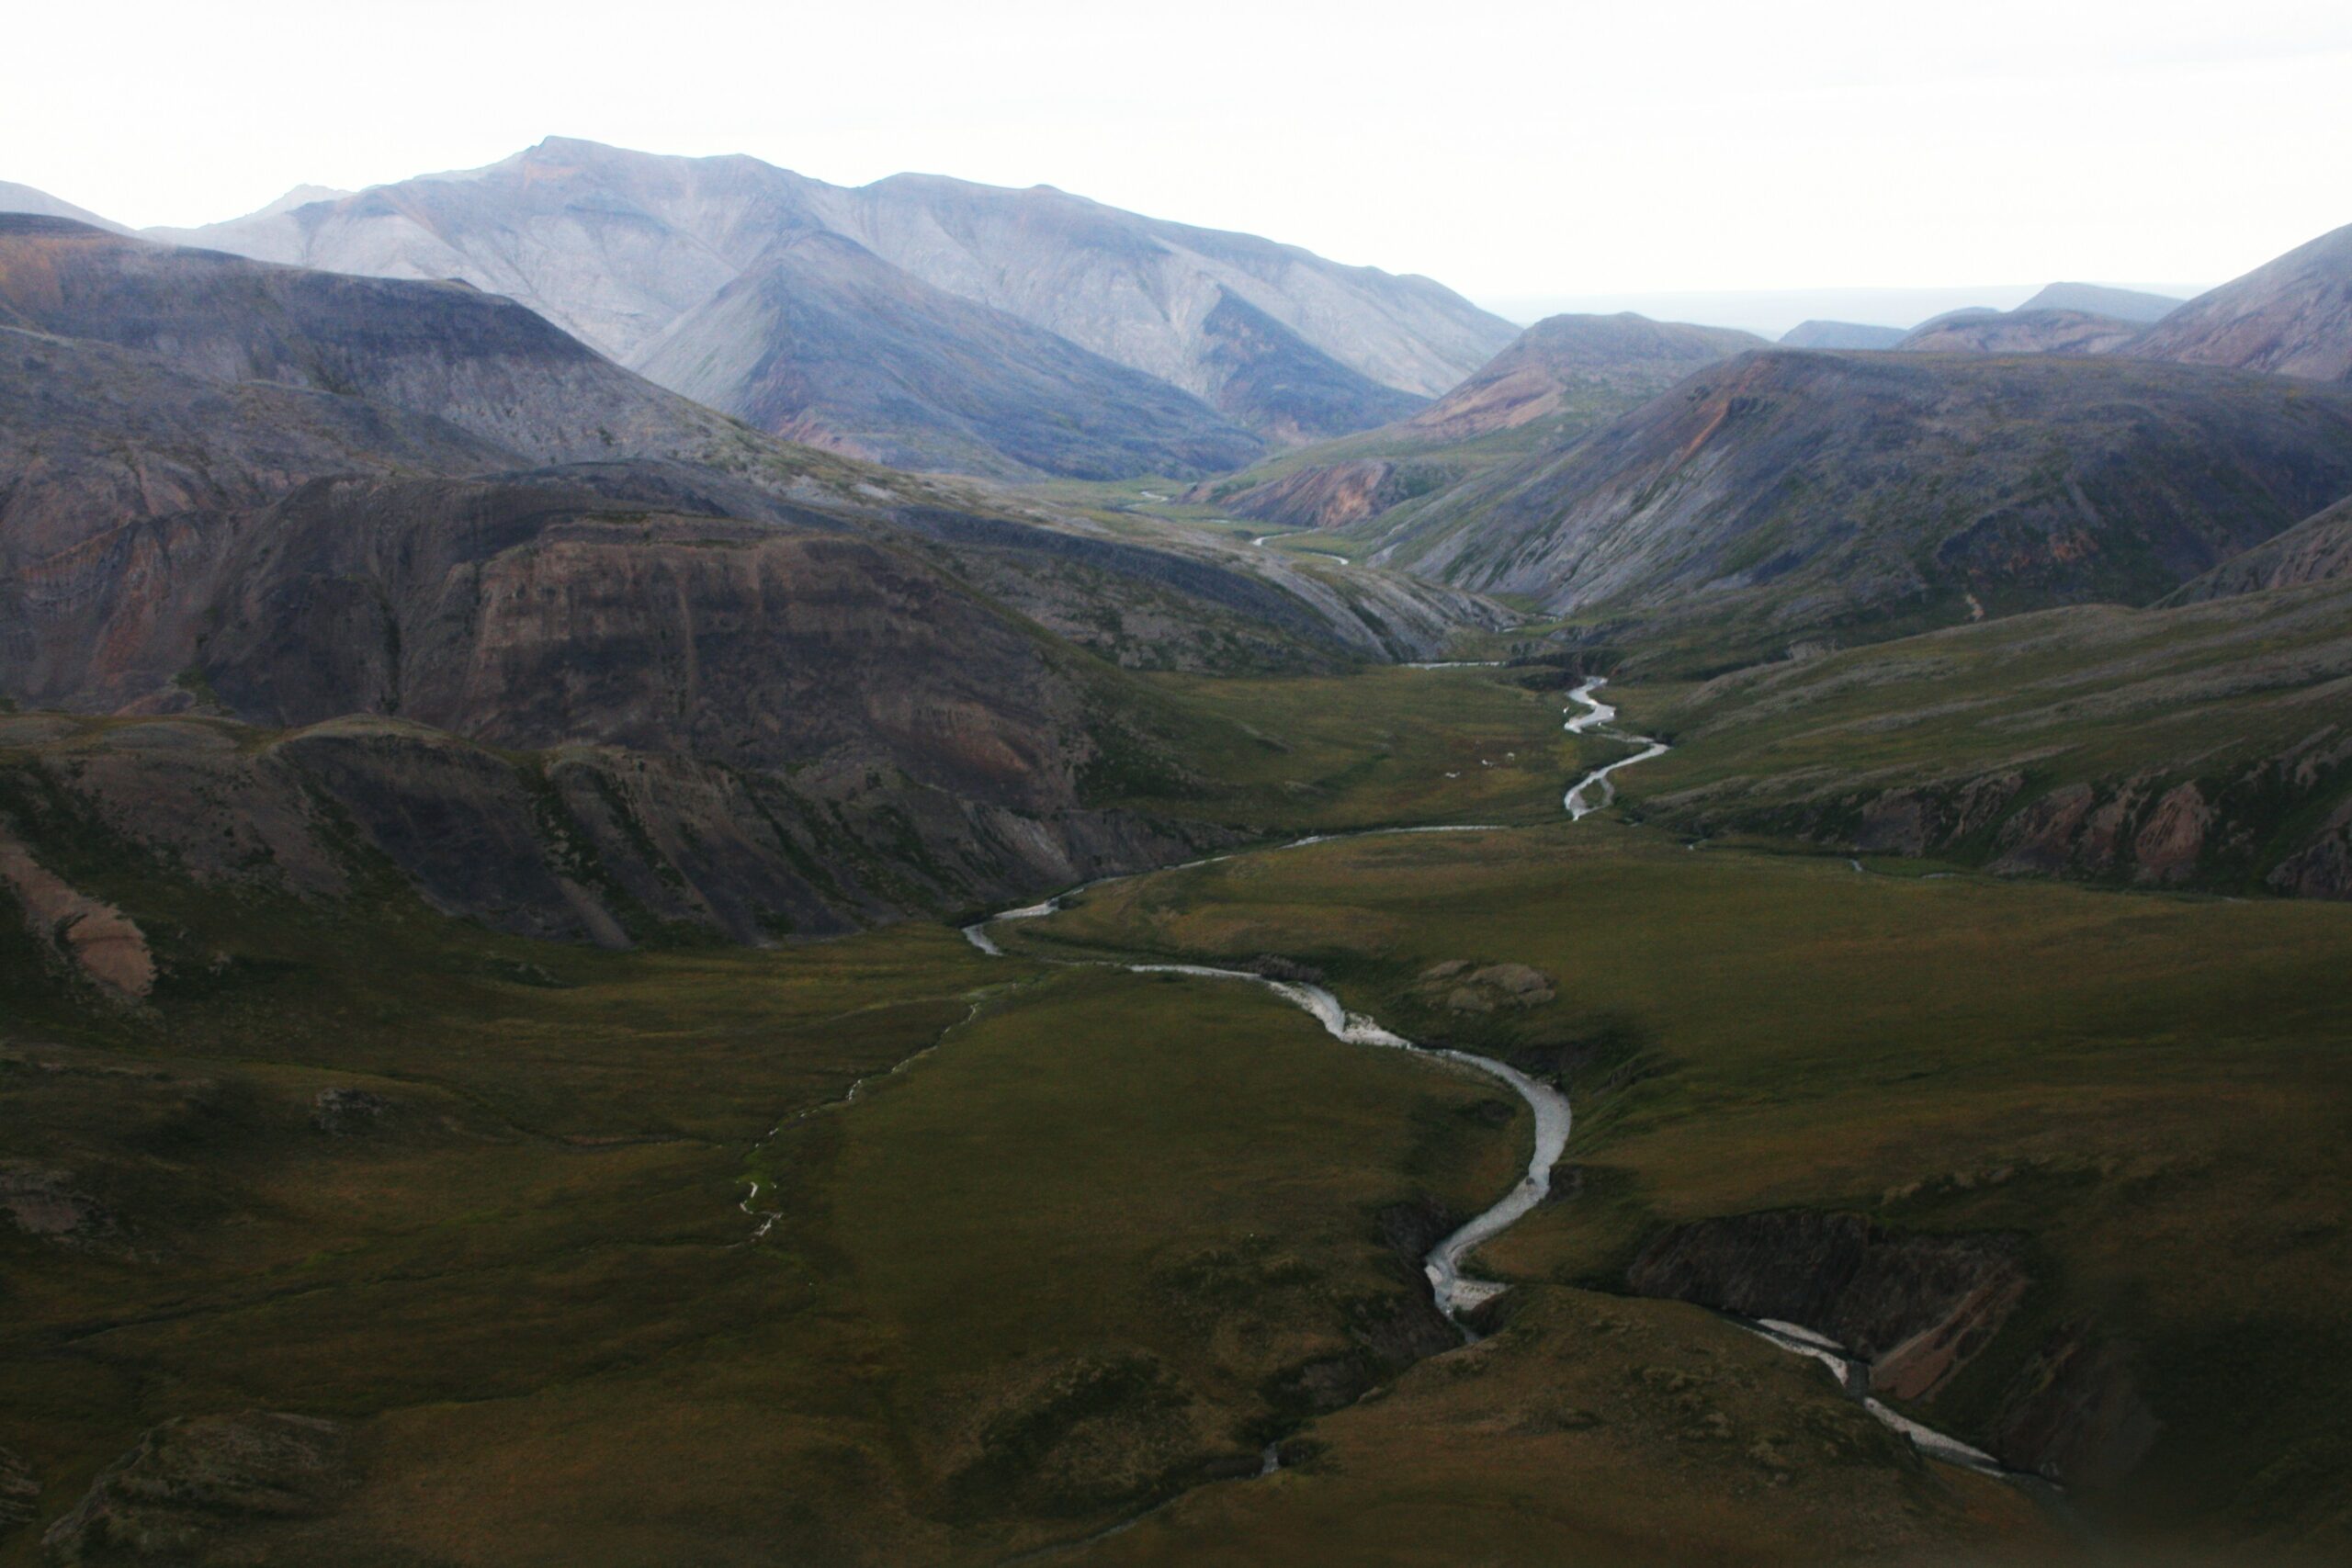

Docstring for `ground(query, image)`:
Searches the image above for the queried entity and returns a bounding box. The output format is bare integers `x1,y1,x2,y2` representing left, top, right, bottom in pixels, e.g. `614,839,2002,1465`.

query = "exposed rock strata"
0,715,1230,947
0,831,153,997
1629,1212,2030,1403
1627,1211,2153,1483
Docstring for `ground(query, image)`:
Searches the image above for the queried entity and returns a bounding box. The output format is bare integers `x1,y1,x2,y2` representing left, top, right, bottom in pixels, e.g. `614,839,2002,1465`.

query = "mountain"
0,180,128,233
2128,222,2352,382
2019,281,2184,323
1377,349,2352,667
2168,494,2352,603
1186,313,1763,531
0,215,756,470
631,231,1262,478
1191,287,1428,442
1402,313,1768,445
149,137,1516,451
1897,307,2145,355
0,213,1505,943
1778,320,1907,350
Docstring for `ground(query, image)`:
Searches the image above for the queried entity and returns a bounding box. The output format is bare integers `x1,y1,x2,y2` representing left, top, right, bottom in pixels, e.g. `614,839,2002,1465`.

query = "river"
914,673,2023,1482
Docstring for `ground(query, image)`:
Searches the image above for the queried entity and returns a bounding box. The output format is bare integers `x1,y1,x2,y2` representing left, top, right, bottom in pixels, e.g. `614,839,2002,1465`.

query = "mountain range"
12,129,2352,1568
0,212,1499,944
1186,312,1768,529
1378,348,2352,665
103,139,1511,474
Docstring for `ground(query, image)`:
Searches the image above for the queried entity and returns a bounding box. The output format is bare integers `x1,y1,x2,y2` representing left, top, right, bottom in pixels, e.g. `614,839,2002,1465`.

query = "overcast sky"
10,0,2350,314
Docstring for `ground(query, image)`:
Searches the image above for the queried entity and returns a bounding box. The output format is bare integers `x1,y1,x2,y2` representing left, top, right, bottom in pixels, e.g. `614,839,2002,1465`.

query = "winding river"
817,671,2019,1484
958,678,1641,1325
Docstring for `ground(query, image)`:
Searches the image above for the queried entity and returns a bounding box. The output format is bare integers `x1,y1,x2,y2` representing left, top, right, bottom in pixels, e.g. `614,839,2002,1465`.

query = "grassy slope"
2,871,1536,1564
1092,664,1584,834
1615,577,2352,889
0,668,1576,1563
1013,816,2352,1552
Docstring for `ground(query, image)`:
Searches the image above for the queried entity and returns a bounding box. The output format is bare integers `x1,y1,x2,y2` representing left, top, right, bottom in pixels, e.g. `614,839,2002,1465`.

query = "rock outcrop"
1625,1211,2153,1483
0,1161,122,1251
0,832,153,998
40,1414,353,1563
1982,1325,2159,1490
1628,1212,2030,1403
1417,959,1556,1013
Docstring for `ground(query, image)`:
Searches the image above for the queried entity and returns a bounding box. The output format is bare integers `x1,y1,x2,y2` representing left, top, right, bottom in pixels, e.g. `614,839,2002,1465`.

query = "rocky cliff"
1628,1211,2157,1486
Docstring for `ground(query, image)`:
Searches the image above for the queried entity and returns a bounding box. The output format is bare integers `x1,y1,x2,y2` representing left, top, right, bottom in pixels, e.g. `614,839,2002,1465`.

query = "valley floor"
5,665,2348,1564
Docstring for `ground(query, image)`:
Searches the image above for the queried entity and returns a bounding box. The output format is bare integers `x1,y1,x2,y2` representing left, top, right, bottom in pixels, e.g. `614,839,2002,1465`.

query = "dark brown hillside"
1387,349,2352,666
2166,493,2352,602
0,214,753,468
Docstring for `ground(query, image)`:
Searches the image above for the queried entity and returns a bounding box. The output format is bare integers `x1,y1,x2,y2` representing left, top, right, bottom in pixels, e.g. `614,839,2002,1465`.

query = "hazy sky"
10,0,2350,310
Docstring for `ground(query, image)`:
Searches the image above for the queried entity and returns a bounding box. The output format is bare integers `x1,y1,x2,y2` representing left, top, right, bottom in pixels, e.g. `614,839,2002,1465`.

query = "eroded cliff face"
0,828,153,998
1660,748,2352,904
0,714,1229,948
1630,1212,2030,1402
1626,1211,2157,1487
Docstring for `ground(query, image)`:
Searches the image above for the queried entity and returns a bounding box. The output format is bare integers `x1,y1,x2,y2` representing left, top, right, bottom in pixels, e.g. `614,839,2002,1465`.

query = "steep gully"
756,676,2024,1492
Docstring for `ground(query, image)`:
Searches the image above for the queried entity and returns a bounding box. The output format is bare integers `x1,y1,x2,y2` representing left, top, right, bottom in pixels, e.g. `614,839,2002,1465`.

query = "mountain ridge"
140,137,1516,458
2127,222,2352,383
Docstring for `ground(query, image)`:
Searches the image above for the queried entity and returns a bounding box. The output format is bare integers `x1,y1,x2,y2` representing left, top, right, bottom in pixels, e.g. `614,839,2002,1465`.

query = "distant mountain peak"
142,139,1517,470
2019,281,2184,324
0,179,130,235
1779,321,1907,351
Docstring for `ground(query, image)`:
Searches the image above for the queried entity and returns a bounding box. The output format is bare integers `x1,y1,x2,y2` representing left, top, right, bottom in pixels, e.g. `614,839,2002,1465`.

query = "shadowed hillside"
632,231,1263,479
1374,348,2352,670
